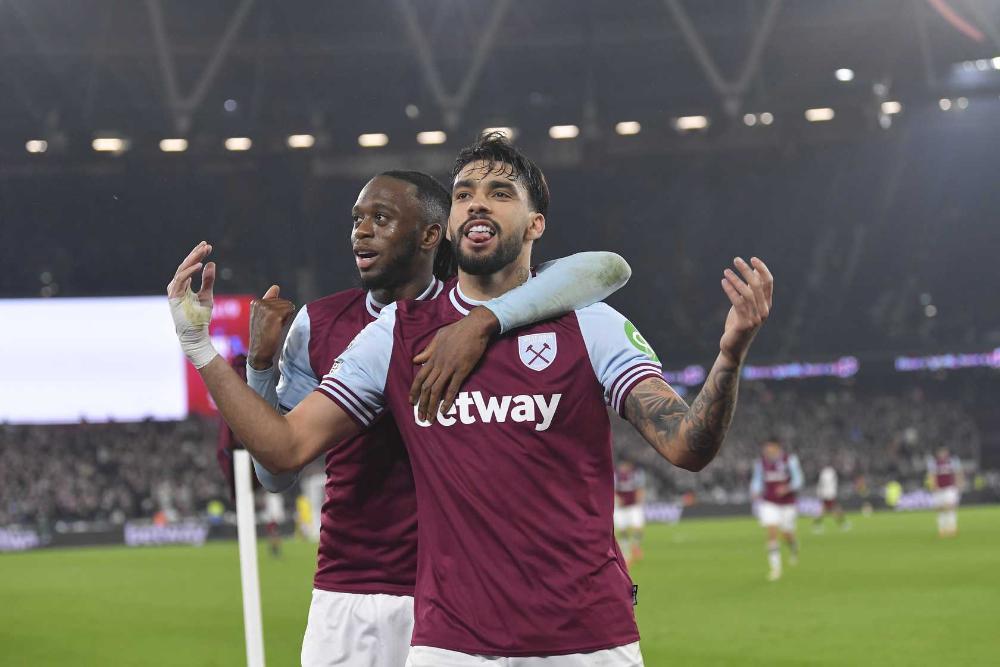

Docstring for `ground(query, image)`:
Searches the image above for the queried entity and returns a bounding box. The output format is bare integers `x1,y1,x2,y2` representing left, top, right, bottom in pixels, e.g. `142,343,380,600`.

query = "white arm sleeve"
575,303,664,416
315,303,395,428
246,365,279,409
750,460,763,496
483,252,631,333
247,305,318,493
788,455,804,491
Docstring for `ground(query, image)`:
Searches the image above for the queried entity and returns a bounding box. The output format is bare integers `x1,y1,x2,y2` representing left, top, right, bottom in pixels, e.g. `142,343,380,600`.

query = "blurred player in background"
239,169,633,666
614,460,646,565
751,438,803,581
813,463,849,532
261,490,285,558
927,447,963,538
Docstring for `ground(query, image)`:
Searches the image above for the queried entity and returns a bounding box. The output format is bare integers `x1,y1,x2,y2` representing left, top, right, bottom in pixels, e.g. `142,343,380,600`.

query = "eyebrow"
453,178,518,192
352,200,399,214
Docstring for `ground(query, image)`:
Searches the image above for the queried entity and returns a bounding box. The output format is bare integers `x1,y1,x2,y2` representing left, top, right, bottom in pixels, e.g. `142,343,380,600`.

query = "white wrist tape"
168,288,219,369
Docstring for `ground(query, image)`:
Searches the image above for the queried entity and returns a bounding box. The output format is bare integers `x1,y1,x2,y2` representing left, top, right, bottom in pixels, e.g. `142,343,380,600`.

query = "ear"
526,212,545,242
421,222,443,251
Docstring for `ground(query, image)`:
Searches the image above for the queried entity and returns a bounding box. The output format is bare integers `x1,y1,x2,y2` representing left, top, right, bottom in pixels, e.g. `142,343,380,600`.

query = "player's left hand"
719,256,773,367
409,306,500,421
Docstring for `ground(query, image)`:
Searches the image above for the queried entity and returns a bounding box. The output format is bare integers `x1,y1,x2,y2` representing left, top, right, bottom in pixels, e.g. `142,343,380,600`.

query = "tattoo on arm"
623,364,740,470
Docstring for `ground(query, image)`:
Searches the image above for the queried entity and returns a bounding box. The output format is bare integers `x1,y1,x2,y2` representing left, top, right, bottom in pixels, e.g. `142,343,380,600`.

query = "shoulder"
301,289,368,334
307,289,366,319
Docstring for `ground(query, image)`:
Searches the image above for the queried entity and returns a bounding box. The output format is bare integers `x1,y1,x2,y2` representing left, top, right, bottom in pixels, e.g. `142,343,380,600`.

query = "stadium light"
159,138,188,153
287,134,315,149
482,126,517,139
804,107,835,122
224,137,252,151
615,121,641,136
416,131,447,145
759,112,774,125
993,56,1000,70
881,101,902,115
25,139,48,154
956,97,969,110
674,115,709,131
742,114,757,127
939,98,952,111
975,59,989,71
92,137,127,153
835,68,855,82
358,133,389,148
548,125,580,139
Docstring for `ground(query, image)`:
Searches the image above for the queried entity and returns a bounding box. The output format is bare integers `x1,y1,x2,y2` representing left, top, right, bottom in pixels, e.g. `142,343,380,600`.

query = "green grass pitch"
1,507,997,665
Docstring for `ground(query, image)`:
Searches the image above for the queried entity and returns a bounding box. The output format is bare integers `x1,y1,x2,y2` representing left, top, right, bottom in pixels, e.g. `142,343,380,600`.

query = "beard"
358,233,419,291
455,229,523,276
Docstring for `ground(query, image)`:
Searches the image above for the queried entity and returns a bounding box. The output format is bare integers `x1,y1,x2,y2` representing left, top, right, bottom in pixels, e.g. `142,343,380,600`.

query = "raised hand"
409,307,499,421
719,257,773,367
248,285,297,370
166,241,219,368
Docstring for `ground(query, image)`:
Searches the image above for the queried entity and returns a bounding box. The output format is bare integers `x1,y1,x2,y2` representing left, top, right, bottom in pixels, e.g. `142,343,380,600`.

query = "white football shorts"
934,487,960,509
405,641,643,666
758,501,798,532
614,504,645,531
301,589,414,667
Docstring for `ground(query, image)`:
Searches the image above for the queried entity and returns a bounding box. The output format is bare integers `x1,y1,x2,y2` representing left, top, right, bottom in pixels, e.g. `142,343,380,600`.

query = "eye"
374,213,387,223
455,192,470,200
351,214,362,226
493,191,511,199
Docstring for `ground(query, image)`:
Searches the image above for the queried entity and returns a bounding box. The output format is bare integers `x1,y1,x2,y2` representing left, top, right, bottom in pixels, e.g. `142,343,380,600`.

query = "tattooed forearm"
623,381,689,455
623,355,741,471
681,361,739,465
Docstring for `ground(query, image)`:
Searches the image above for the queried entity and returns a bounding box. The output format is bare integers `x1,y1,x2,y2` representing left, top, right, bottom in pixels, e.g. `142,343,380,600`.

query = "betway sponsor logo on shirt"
414,391,561,432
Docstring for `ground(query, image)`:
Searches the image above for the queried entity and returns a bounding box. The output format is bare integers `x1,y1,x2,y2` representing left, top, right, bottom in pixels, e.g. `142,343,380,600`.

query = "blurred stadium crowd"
0,419,225,528
1,381,993,528
612,383,987,504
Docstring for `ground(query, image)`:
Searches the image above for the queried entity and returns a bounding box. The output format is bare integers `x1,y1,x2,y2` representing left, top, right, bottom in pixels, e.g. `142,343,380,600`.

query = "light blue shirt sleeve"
575,302,663,415
483,252,631,333
788,455,804,492
316,304,395,428
750,460,763,496
275,306,320,411
246,305,319,493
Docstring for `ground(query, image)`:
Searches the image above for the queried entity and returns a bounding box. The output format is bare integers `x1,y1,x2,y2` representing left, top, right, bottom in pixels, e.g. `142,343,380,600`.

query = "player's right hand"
166,241,218,369
248,285,296,371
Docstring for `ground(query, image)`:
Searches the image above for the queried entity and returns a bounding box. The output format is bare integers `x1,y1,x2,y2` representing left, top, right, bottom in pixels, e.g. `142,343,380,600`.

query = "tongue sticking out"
467,231,493,243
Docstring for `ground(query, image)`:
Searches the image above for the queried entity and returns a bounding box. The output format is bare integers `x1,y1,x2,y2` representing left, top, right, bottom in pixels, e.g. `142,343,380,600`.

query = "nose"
353,216,374,240
466,195,491,217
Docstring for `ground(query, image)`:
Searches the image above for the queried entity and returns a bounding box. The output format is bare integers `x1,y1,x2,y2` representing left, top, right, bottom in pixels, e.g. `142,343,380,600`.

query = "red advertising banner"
185,295,254,415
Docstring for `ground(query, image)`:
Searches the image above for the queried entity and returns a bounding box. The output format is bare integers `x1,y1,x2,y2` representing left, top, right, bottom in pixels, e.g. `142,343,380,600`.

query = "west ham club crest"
518,332,557,371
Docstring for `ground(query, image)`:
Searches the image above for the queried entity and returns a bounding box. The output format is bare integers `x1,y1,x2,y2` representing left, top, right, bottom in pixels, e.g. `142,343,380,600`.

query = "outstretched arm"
167,241,361,474
410,251,632,420
623,257,773,472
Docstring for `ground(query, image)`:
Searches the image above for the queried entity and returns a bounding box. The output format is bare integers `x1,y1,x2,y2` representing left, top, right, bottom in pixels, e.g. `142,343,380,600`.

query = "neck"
370,272,435,305
457,251,531,301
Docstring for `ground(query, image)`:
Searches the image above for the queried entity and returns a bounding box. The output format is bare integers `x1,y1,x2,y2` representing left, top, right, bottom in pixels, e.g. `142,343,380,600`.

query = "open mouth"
354,249,379,270
463,221,497,247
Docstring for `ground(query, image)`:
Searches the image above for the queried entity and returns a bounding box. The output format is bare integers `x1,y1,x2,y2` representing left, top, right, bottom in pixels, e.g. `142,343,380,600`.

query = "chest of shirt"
395,316,601,426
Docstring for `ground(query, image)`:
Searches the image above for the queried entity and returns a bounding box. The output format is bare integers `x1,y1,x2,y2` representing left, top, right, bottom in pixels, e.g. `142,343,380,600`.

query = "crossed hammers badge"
517,332,557,371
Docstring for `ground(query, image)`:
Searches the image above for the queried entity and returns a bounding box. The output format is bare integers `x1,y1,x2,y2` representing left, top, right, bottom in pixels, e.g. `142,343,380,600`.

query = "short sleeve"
315,303,396,428
275,306,320,411
575,303,663,415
